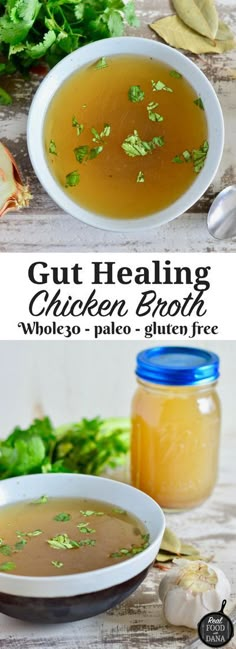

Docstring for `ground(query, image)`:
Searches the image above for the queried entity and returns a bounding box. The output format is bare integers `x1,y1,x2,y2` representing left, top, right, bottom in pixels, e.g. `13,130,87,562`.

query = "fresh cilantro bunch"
0,0,139,74
0,416,130,479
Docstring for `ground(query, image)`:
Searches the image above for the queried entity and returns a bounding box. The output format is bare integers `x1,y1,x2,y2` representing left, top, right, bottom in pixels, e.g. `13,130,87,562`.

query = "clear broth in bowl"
0,496,149,576
44,54,208,219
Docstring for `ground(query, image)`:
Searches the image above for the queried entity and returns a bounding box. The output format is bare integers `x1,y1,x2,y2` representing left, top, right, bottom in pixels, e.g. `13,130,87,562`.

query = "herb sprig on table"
0,0,139,75
0,416,130,479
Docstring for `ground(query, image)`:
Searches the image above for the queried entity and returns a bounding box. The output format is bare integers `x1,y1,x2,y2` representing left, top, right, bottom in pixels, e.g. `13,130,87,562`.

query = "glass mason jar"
131,346,221,511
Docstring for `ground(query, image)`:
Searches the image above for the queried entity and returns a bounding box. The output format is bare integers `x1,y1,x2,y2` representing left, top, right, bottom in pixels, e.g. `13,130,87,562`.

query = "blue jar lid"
135,346,220,386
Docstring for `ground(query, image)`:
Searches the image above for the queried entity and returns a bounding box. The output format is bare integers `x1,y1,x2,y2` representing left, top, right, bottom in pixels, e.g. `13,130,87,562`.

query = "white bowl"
27,37,224,232
0,473,165,623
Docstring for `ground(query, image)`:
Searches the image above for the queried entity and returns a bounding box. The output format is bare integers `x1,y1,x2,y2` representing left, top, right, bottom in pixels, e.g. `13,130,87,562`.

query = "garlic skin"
0,142,31,216
159,559,231,629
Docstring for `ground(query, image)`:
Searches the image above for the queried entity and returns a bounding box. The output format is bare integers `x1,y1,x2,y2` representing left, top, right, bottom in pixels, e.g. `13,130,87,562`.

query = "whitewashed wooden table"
0,442,235,649
1,0,236,252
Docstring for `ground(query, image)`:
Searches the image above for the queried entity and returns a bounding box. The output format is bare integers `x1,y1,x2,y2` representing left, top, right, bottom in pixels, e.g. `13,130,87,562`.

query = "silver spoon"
207,185,236,240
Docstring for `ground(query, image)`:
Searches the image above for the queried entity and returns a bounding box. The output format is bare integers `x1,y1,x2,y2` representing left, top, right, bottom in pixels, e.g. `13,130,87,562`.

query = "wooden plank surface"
1,0,236,252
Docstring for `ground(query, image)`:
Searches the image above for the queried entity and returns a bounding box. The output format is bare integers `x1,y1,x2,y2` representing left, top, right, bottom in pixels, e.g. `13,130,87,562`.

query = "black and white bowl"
0,473,165,623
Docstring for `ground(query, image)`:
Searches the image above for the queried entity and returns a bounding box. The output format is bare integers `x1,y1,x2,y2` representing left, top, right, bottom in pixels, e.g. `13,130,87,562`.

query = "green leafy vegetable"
147,101,163,122
16,530,43,537
128,85,145,103
152,80,173,93
49,140,57,155
65,171,80,187
74,145,90,163
32,495,48,504
72,117,84,136
169,70,182,78
0,544,12,556
77,523,96,534
172,141,209,173
14,539,27,551
0,2,139,77
95,57,108,69
0,561,16,572
47,534,80,550
122,130,164,157
111,535,150,558
78,539,96,547
54,513,71,522
80,510,104,517
194,97,204,110
52,560,64,568
0,416,130,479
0,87,12,105
136,171,145,183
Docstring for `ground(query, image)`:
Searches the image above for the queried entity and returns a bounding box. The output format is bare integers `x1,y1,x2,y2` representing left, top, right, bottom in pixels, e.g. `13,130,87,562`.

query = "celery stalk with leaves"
0,417,130,479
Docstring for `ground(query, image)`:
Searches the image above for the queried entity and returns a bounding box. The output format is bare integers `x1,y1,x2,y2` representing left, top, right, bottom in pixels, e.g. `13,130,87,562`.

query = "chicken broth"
0,496,148,576
44,55,208,219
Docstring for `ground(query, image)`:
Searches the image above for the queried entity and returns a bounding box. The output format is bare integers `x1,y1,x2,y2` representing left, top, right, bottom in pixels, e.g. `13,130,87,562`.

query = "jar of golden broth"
131,347,221,510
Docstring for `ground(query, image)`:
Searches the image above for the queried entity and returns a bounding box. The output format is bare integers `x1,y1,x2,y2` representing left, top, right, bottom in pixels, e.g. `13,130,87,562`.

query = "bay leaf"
160,527,181,554
216,20,235,41
156,551,177,562
149,16,236,54
180,542,200,556
172,0,218,40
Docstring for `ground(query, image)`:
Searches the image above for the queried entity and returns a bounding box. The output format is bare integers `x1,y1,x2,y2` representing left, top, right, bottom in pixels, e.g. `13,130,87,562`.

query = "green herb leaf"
124,1,140,28
15,539,27,551
74,145,90,163
65,171,80,187
147,101,164,122
77,523,96,534
172,154,184,164
72,117,84,136
80,510,104,517
17,530,43,537
91,124,111,142
0,544,12,556
194,97,204,110
52,560,64,568
169,70,182,78
152,80,173,93
47,534,80,550
128,85,145,103
192,140,209,173
54,513,71,522
0,561,16,572
136,171,145,183
95,57,108,69
183,149,191,161
32,495,48,504
0,88,12,105
112,508,127,514
78,539,96,547
100,124,111,138
89,146,103,159
49,141,57,156
122,130,164,157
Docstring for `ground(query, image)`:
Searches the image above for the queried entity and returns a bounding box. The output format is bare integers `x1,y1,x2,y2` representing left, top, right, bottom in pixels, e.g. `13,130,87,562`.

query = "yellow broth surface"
44,55,208,219
0,497,148,576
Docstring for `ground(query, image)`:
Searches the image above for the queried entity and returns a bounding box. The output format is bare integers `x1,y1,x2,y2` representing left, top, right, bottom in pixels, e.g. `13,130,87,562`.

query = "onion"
0,142,31,217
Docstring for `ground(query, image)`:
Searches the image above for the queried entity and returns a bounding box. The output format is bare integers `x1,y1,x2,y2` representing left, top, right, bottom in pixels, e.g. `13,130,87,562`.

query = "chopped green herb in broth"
44,54,208,218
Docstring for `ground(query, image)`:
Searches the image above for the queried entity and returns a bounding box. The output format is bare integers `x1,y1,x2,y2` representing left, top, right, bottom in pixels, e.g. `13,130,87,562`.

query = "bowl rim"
0,473,165,598
27,36,224,233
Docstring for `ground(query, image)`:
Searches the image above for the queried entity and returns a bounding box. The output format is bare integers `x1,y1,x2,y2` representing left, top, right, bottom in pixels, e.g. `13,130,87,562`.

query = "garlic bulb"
159,559,231,629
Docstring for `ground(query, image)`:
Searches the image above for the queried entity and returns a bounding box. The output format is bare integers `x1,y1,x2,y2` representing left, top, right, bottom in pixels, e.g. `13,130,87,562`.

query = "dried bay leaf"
160,527,181,554
216,20,235,42
172,0,218,40
156,551,178,562
150,15,236,54
180,542,200,556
